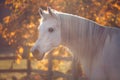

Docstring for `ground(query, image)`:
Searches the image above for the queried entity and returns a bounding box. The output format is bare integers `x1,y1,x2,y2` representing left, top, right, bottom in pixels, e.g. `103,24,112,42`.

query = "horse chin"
34,53,45,60
34,47,55,60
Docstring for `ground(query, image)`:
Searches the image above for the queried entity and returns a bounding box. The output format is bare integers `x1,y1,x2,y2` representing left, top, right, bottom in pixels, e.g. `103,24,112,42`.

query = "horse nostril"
31,48,45,60
34,49,39,53
31,49,39,55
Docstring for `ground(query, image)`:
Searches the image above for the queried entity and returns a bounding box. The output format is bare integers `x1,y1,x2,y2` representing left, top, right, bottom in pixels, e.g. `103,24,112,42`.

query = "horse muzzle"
31,48,45,60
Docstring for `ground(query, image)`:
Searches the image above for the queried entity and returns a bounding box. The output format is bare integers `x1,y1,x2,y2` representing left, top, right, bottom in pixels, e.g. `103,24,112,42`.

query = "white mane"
55,12,120,79
56,12,117,59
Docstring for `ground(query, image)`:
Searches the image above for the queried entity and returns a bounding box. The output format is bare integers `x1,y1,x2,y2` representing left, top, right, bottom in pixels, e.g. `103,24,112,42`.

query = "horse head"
31,7,61,60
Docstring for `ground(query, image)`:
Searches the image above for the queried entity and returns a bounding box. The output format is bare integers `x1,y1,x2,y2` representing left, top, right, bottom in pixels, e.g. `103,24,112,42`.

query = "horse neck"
59,14,88,50
58,13,109,61
59,14,80,47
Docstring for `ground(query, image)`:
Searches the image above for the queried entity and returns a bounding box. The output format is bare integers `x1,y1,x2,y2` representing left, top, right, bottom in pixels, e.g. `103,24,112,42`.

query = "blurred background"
0,0,120,80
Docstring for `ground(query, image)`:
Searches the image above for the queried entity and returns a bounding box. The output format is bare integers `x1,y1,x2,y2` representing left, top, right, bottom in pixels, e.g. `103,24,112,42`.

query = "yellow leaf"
10,32,16,36
16,54,22,64
29,52,34,60
16,58,21,64
3,16,10,24
19,47,24,54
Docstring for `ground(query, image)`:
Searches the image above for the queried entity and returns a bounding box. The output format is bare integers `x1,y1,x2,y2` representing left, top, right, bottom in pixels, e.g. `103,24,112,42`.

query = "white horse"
31,7,120,80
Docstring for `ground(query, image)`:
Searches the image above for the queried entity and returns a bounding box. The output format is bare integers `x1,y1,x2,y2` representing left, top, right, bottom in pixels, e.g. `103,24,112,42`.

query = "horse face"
31,7,61,60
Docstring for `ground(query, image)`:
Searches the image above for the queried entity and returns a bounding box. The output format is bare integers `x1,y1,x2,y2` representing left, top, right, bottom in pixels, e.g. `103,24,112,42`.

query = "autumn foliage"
0,0,120,79
0,0,120,55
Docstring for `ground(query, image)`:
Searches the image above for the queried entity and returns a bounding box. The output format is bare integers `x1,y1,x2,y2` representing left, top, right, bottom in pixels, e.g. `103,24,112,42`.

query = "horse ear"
47,7,56,17
38,8,45,18
47,7,52,15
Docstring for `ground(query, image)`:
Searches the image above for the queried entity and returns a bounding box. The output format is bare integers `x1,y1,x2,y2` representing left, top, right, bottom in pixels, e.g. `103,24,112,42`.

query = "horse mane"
55,11,120,62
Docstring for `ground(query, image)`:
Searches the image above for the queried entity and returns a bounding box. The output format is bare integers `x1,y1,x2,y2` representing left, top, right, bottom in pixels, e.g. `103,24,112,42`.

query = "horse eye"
48,28,54,32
